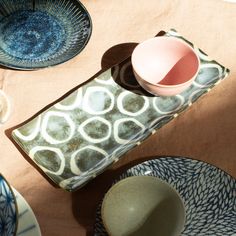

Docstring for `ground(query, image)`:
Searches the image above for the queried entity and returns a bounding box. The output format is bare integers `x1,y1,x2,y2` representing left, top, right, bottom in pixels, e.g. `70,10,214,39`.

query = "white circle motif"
70,145,108,175
54,88,82,110
193,63,223,88
153,95,184,114
117,91,149,116
189,89,208,104
78,116,112,143
82,86,115,115
149,115,173,130
41,111,75,145
114,118,145,144
13,116,41,141
29,146,65,176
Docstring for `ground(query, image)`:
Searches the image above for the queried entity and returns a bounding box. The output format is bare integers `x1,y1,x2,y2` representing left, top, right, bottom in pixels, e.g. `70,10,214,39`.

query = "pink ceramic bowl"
131,36,200,96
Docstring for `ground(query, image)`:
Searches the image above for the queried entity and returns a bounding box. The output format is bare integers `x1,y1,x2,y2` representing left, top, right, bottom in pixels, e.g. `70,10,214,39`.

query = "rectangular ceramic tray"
10,30,230,191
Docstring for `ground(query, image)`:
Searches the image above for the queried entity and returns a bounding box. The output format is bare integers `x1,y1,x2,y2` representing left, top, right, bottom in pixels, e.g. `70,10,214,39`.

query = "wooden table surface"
0,0,236,235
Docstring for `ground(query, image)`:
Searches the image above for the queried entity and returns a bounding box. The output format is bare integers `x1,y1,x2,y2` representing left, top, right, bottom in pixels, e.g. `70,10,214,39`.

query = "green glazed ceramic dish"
10,30,230,191
101,176,185,236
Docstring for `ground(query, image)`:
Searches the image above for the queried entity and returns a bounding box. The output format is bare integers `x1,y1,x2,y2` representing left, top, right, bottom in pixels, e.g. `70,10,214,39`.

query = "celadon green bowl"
101,176,185,236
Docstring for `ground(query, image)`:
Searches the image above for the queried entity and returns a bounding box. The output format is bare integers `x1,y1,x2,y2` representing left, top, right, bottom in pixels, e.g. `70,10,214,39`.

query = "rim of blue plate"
142,155,236,180
0,173,19,236
109,155,236,185
0,0,93,70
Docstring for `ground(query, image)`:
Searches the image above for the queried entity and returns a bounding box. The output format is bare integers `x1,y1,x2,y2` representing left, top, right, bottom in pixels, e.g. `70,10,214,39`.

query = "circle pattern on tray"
94,157,236,236
0,175,17,236
12,30,230,191
0,0,92,70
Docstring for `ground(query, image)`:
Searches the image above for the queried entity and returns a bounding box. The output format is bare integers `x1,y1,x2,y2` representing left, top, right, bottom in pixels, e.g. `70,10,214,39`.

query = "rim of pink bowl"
131,36,200,88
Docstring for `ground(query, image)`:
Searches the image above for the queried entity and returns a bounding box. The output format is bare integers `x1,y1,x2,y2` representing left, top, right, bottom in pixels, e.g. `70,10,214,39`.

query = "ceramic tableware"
131,36,200,96
101,176,185,236
13,188,41,236
10,30,229,191
0,0,92,70
0,174,18,236
94,156,236,236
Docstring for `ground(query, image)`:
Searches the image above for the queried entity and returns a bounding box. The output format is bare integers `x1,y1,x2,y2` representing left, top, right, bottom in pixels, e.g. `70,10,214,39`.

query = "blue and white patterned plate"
0,175,18,236
94,157,236,236
14,188,41,236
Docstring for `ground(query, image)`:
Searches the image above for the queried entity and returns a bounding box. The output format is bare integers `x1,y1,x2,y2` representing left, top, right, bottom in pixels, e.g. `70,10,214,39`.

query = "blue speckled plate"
94,157,236,236
0,0,92,70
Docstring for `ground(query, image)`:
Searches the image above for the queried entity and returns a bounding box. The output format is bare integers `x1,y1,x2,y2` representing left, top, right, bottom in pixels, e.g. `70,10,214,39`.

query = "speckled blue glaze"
0,10,66,60
0,0,92,70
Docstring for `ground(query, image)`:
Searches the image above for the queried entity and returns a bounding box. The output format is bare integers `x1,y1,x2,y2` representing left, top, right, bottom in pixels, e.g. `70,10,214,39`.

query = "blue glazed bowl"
0,0,92,70
0,174,18,236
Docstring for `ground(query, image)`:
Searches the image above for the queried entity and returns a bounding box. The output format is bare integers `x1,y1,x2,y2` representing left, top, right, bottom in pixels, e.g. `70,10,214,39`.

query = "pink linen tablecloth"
0,0,236,235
